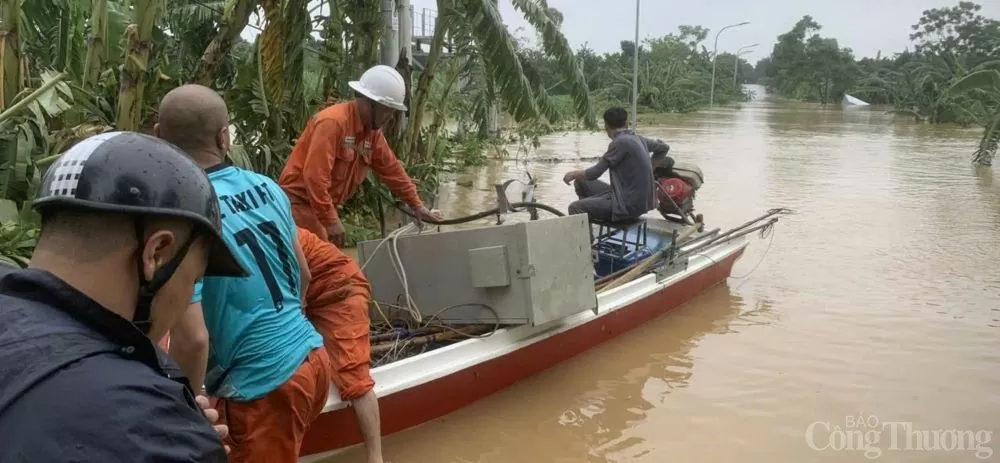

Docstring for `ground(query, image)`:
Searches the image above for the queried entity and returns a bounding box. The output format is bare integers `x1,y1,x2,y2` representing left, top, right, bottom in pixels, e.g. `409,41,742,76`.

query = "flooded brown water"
332,87,1000,462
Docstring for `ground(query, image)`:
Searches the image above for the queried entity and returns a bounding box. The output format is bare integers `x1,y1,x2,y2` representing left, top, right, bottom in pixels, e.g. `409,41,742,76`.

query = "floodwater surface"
330,85,1000,462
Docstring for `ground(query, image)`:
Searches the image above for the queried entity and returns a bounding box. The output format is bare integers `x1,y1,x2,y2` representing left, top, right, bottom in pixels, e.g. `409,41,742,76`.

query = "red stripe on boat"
300,247,744,457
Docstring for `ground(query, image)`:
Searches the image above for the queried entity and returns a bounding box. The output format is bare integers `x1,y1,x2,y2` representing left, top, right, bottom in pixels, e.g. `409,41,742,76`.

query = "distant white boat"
842,94,870,106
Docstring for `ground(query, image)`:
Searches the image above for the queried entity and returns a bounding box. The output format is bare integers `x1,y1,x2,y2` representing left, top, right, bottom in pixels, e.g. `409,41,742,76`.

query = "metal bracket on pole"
494,183,510,225
521,172,539,220
670,229,679,257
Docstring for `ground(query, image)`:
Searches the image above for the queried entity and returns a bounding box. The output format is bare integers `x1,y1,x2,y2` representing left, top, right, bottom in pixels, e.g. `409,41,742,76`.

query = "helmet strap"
132,220,198,335
367,97,377,130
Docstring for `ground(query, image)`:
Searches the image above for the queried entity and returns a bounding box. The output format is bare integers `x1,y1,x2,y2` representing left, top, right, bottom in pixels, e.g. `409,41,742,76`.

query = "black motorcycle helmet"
32,131,248,334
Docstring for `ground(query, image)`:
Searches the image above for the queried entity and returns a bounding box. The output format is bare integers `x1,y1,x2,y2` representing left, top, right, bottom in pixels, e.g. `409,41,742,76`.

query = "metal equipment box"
357,214,597,326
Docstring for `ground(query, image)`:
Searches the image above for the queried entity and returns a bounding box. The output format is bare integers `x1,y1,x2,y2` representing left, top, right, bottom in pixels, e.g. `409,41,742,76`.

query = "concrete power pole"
398,0,412,62
397,0,412,129
631,0,639,129
380,0,398,66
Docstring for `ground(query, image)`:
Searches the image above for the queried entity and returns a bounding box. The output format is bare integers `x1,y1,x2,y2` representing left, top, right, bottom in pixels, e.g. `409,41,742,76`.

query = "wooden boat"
297,203,784,461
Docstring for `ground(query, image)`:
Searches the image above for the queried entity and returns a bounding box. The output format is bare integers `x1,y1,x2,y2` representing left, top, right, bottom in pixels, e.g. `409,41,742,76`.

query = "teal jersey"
191,164,322,400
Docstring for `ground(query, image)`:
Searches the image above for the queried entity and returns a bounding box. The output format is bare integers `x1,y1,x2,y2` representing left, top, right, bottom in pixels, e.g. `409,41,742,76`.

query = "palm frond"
509,0,595,127
168,1,224,25
972,111,1000,166
947,69,1000,96
459,0,539,123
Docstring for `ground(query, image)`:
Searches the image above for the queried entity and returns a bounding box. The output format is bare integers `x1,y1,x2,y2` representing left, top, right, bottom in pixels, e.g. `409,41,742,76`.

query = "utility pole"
397,0,413,130
398,0,412,62
379,0,398,66
630,0,639,129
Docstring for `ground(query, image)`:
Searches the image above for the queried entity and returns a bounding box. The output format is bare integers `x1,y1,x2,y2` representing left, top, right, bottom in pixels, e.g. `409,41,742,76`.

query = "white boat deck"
318,234,747,414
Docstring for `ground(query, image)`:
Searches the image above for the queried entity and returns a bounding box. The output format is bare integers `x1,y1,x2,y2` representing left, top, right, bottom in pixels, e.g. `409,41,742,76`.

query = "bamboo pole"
371,325,491,354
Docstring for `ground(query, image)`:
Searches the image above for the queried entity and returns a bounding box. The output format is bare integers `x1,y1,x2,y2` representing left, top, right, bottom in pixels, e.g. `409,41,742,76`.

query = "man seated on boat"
562,107,660,224
155,84,330,463
0,131,243,462
297,226,384,463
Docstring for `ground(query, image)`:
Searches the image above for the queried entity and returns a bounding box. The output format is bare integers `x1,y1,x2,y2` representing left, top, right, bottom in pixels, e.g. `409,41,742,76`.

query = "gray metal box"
357,214,597,326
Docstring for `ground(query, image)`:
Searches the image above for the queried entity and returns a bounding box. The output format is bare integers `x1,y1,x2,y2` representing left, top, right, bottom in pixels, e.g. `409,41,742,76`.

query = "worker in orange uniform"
280,65,443,246
297,226,383,463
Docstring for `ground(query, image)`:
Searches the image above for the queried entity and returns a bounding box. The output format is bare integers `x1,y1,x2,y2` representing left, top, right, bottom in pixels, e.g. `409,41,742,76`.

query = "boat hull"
300,240,746,460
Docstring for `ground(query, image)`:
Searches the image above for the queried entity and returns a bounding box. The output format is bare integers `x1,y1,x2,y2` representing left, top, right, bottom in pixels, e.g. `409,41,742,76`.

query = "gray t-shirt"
583,130,666,221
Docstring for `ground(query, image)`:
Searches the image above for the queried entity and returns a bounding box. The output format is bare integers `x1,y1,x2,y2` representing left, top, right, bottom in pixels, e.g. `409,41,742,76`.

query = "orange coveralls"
279,101,424,241
297,226,375,400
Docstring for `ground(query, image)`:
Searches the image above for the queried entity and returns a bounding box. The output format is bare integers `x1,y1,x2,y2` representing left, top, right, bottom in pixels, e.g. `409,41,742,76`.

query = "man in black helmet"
0,131,246,462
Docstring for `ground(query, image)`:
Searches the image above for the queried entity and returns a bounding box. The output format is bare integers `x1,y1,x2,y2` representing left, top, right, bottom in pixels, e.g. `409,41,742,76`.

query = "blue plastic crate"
593,245,655,279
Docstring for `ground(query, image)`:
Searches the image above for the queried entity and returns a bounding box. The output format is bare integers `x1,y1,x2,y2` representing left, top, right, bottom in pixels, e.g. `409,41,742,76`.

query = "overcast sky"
406,0,1000,63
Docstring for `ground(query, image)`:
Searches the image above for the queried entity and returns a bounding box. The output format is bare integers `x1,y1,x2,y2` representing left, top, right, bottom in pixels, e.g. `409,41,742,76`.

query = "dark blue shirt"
583,131,666,221
0,266,227,462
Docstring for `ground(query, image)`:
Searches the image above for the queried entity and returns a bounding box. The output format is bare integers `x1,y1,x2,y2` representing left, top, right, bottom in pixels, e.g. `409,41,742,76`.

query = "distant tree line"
743,2,1000,163
521,25,753,114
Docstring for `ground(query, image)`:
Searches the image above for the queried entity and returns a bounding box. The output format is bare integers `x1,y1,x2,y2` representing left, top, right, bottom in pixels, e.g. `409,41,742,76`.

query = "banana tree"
0,71,77,209
191,0,257,85
116,0,160,131
403,0,594,164
946,68,1000,165
403,0,453,162
83,0,109,88
0,0,21,111
508,0,593,125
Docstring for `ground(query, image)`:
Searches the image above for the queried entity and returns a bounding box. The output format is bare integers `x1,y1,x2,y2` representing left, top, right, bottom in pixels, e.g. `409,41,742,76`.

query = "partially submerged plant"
0,199,39,268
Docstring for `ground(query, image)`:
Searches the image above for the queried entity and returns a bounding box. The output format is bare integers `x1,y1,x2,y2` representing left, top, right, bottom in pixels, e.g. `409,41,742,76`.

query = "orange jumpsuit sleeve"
302,119,343,225
370,132,424,210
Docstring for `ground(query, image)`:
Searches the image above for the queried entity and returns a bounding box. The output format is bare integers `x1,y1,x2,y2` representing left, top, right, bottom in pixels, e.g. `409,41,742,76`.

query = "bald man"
155,84,330,463
152,85,233,395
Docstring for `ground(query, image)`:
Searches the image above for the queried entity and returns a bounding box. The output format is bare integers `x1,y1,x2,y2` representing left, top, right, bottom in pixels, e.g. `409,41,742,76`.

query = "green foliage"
750,4,1000,164
910,1,1000,58
0,199,39,268
764,16,858,103
0,221,38,268
6,0,996,264
0,71,83,210
341,207,381,248
945,69,1000,165
525,25,750,115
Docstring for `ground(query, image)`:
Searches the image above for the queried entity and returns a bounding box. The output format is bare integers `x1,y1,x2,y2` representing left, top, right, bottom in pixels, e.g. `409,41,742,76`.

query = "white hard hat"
348,65,407,111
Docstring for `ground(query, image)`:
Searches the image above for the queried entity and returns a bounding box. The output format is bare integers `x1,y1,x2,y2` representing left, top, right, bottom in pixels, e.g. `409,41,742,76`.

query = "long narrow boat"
297,199,780,461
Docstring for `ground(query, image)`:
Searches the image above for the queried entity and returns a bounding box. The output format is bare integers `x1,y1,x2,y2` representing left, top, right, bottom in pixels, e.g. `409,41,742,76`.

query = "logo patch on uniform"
358,139,373,162
342,136,356,150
